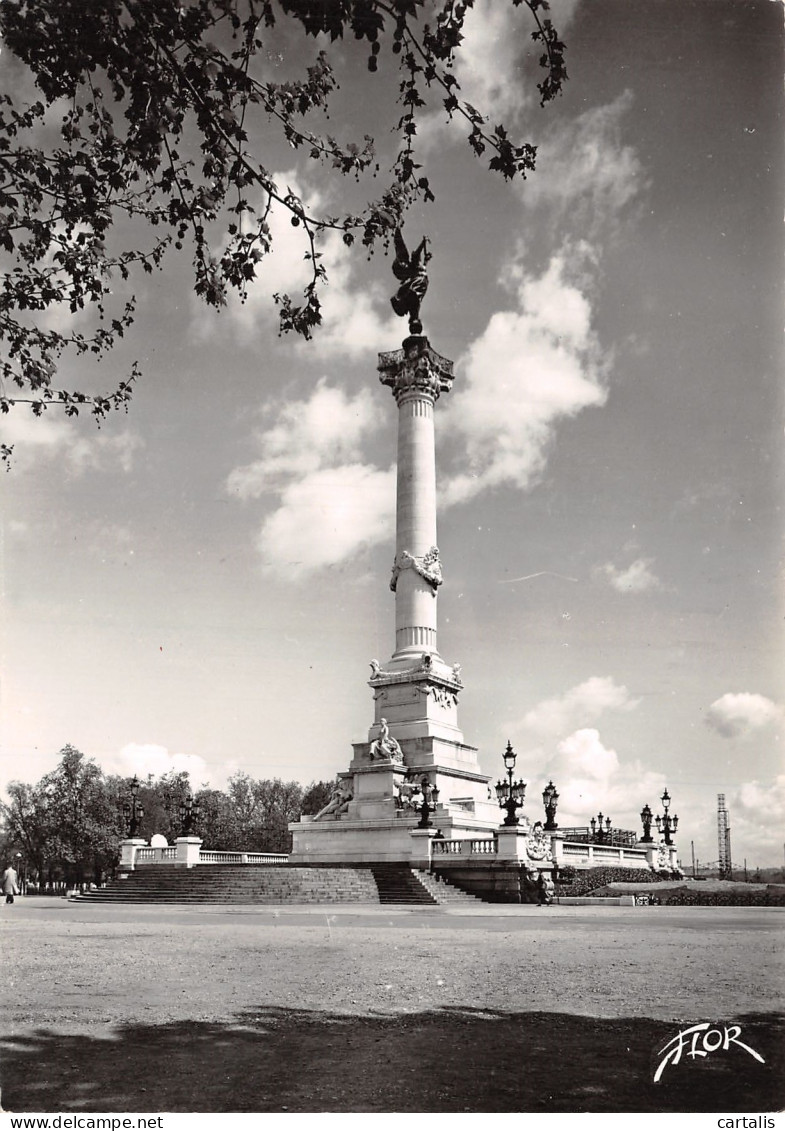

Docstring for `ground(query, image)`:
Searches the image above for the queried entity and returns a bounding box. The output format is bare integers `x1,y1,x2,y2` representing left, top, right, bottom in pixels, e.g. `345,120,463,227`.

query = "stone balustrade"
122,839,289,870
561,842,649,866
135,846,177,864
432,837,497,857
199,850,289,865
430,836,660,870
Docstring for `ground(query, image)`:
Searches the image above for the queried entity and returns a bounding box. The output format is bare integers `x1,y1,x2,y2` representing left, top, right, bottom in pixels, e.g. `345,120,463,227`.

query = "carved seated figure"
313,781,353,821
369,717,404,762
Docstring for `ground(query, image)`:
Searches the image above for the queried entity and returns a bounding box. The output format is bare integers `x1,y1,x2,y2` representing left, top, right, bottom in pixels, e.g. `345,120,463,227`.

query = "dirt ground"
1,897,782,1113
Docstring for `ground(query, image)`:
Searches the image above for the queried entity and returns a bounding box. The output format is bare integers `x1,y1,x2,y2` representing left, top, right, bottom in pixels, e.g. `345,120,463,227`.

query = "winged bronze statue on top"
390,227,431,335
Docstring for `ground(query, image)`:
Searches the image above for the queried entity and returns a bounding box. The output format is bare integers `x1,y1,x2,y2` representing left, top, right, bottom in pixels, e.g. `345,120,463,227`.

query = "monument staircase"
414,869,481,904
77,865,380,905
370,864,438,904
76,865,480,906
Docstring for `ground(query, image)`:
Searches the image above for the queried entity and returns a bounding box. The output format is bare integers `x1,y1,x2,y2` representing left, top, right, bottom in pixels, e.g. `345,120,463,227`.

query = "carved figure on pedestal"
390,227,431,335
313,780,353,821
524,820,552,862
370,717,404,762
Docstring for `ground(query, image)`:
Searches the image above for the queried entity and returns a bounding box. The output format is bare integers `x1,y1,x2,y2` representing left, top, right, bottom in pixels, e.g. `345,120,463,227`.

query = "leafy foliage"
301,778,334,815
0,745,320,880
1,746,120,884
0,0,566,461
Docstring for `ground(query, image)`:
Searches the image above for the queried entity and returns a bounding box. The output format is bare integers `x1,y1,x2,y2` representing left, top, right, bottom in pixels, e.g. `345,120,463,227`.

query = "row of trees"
0,745,333,887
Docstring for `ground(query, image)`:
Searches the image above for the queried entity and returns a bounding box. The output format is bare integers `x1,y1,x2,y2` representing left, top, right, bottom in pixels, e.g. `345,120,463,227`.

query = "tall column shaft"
378,335,454,661
395,391,438,655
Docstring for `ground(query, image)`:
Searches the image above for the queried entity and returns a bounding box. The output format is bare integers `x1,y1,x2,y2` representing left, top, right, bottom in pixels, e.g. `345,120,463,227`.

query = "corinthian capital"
378,335,454,403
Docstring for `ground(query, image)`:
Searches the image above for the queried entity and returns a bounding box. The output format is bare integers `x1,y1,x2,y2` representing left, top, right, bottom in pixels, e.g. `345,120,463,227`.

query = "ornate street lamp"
640,803,654,843
122,774,144,838
495,741,527,827
542,780,559,831
655,788,679,846
179,794,201,836
590,813,612,843
415,777,440,829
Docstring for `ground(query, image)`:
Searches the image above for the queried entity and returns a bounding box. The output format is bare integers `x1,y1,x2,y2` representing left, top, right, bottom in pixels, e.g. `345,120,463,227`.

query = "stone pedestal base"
289,808,499,865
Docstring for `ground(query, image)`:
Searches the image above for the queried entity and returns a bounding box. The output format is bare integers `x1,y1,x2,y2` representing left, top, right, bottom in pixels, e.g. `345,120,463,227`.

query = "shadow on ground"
2,1008,783,1113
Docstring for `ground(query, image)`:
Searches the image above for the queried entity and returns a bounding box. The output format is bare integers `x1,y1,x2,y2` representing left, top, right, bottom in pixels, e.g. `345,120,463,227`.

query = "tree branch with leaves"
0,0,566,462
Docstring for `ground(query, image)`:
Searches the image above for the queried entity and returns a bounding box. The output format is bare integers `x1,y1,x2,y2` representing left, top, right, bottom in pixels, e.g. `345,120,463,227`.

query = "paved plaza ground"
0,897,782,1113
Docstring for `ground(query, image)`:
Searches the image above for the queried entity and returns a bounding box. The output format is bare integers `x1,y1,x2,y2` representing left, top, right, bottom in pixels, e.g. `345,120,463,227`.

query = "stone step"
370,866,437,905
79,865,381,905
415,870,482,903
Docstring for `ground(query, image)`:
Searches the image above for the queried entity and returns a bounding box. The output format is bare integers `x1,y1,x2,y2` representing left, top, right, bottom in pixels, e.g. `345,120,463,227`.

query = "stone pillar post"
119,838,145,872
379,336,454,660
409,827,437,870
495,826,528,863
175,836,202,868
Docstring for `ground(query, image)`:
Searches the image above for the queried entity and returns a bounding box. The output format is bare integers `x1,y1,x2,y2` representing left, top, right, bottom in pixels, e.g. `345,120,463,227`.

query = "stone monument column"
288,229,500,863
380,335,454,661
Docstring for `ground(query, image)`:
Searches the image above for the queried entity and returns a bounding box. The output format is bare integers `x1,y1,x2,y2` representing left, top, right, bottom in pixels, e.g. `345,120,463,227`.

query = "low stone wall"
430,861,544,903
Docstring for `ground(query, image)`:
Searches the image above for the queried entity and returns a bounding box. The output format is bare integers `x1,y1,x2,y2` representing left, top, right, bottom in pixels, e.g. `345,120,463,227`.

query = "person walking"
2,864,19,905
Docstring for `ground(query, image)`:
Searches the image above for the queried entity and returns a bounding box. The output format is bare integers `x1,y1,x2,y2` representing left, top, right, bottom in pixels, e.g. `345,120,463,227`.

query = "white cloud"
68,430,143,474
227,380,378,498
227,380,395,578
417,0,580,150
256,462,395,578
453,0,537,120
196,172,398,357
1,409,142,474
557,727,620,779
520,91,645,242
597,557,661,594
529,727,668,829
705,693,783,739
689,778,785,863
440,246,608,505
110,743,211,785
521,676,639,736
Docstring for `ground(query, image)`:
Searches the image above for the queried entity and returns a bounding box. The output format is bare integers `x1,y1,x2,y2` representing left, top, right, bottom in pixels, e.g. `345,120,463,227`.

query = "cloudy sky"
1,0,782,866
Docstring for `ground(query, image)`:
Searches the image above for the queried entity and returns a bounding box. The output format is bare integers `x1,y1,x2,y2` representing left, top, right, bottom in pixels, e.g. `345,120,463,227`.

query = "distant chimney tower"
717,793,732,880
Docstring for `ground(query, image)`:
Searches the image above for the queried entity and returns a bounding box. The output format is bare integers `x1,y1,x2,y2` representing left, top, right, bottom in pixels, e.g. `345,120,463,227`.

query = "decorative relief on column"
390,546,443,593
425,685,459,708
